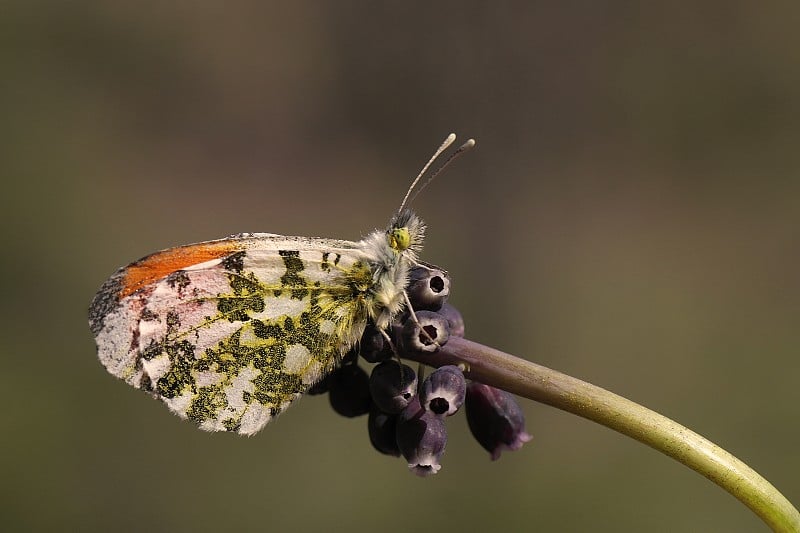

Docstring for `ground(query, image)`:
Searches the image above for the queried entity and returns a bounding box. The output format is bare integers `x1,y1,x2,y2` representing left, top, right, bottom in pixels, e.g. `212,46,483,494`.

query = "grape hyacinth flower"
368,406,400,457
465,382,532,460
328,363,371,418
405,266,450,311
437,303,465,338
369,360,417,414
400,309,450,353
395,398,448,476
419,365,466,417
311,264,532,476
358,323,393,363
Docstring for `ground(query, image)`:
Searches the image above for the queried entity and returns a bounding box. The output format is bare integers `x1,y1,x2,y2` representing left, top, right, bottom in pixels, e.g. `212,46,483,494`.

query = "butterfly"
88,134,474,435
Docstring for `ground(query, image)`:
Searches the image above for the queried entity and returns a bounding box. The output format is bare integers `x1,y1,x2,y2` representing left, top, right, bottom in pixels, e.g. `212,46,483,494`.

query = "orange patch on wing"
120,241,240,298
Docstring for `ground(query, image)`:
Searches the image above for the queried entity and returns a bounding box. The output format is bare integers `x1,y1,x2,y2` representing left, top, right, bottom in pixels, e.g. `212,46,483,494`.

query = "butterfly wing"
89,233,375,435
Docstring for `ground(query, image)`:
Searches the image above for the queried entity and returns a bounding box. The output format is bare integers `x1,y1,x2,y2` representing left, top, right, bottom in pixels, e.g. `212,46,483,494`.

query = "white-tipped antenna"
398,133,471,214
407,137,475,208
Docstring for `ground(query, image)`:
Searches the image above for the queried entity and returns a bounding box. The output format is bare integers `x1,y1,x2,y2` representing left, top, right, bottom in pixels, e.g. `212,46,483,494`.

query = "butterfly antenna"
397,133,457,214
408,137,476,206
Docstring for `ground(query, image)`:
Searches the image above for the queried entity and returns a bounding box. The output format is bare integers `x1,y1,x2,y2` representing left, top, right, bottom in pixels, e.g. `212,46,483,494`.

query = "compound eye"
388,227,411,252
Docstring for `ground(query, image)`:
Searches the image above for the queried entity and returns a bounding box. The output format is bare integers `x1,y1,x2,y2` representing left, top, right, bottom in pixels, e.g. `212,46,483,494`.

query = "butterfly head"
385,133,473,261
387,209,425,258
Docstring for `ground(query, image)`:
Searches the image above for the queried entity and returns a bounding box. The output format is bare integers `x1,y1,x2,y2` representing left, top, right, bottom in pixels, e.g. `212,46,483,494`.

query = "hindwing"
89,233,375,435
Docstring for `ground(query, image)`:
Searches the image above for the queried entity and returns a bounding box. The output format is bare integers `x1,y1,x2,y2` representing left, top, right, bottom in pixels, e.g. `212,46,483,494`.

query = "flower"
465,382,532,460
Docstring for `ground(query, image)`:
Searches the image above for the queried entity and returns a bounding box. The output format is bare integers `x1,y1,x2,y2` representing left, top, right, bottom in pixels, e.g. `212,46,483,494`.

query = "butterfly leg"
402,290,440,348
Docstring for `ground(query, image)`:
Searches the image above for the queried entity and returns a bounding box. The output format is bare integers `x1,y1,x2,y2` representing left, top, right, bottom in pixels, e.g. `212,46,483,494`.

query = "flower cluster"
310,266,531,476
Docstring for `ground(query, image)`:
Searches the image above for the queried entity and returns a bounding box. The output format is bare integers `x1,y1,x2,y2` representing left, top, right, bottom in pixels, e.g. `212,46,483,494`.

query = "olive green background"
2,3,798,532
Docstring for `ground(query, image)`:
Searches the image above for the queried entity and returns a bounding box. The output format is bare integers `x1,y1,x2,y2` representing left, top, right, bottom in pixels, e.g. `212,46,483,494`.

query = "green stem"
404,336,800,532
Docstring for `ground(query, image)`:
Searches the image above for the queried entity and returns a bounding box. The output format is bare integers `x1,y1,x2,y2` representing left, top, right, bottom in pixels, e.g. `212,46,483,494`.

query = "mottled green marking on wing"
146,249,375,432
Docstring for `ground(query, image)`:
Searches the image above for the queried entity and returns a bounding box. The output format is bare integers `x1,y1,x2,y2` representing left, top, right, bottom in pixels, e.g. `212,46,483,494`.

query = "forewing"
89,233,373,435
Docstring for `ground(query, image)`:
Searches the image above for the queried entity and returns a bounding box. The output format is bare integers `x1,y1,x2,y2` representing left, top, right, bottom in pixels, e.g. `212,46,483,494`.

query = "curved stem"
404,337,800,532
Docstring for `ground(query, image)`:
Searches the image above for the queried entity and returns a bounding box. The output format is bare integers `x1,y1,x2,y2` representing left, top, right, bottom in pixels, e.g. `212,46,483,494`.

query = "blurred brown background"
1,2,798,531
